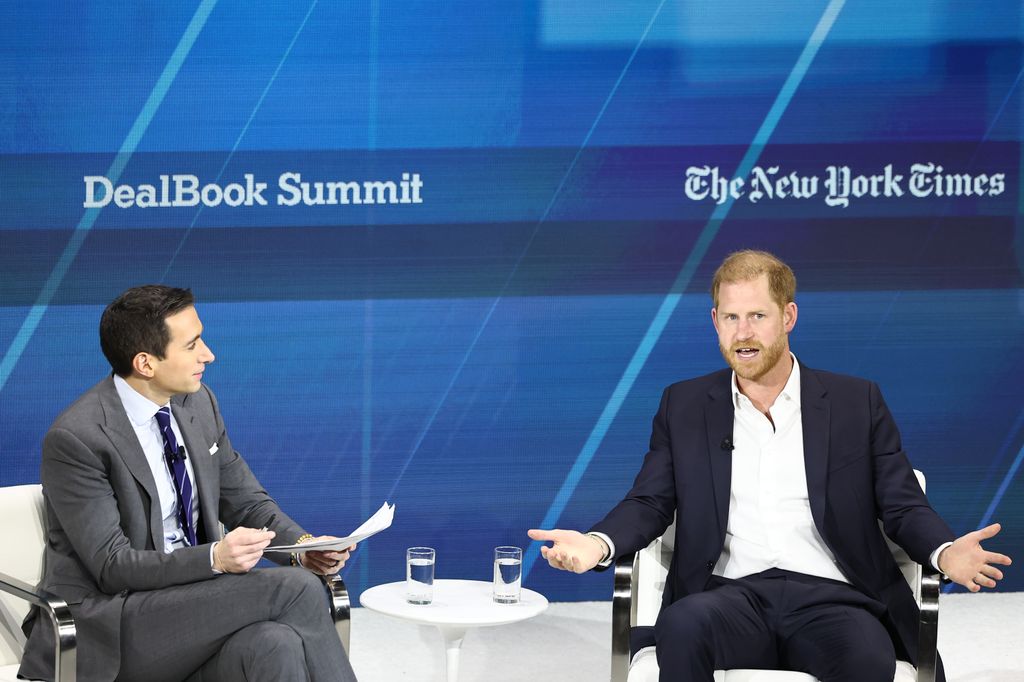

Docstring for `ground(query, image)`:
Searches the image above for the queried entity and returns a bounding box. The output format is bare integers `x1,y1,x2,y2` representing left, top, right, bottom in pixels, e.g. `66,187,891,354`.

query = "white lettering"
277,172,302,206
363,180,398,205
174,175,200,207
135,184,158,208
684,166,743,204
83,176,113,208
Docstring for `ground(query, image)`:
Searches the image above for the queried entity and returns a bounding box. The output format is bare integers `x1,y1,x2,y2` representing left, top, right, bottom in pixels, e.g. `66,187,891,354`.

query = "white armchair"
0,484,74,682
610,471,940,682
0,484,352,682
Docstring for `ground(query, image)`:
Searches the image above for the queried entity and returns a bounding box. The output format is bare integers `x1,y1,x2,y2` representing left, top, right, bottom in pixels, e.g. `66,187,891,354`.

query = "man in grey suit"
19,285,358,682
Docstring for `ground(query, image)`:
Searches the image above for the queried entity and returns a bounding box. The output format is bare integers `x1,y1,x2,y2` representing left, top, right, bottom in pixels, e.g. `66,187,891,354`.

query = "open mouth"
734,347,760,359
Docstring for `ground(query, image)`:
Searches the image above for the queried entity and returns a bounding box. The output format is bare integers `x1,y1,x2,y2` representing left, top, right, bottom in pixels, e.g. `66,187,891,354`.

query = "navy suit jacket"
590,363,954,668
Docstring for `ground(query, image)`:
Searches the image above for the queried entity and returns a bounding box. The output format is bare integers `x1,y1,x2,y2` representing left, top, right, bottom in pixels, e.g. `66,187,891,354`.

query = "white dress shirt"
713,357,847,582
113,375,200,553
594,356,950,576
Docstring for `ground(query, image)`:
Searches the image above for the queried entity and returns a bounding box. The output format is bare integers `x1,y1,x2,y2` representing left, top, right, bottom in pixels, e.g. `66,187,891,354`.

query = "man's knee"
822,643,895,682
260,568,329,619
786,611,896,682
216,622,307,681
654,593,718,643
242,621,303,657
834,626,895,682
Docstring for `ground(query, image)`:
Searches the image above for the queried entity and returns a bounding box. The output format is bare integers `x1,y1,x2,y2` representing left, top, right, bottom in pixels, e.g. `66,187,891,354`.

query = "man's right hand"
527,528,606,574
213,527,275,574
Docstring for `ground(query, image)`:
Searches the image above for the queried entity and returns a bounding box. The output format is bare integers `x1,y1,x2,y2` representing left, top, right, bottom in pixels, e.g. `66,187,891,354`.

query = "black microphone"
174,444,189,462
720,437,734,452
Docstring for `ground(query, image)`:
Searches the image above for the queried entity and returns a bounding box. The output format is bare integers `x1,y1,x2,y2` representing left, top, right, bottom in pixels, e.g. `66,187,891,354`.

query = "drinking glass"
406,547,435,604
493,546,522,603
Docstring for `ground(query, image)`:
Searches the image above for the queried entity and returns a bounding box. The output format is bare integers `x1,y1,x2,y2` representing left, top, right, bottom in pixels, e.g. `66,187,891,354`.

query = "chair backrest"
0,485,47,666
886,470,925,603
632,471,927,627
633,517,675,626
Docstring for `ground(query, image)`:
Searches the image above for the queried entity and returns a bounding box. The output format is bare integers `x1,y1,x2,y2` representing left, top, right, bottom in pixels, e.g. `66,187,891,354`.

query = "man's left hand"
937,523,1012,592
299,536,357,575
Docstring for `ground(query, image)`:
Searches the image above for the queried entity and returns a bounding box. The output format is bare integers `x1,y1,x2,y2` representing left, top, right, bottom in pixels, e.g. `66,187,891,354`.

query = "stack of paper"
265,501,395,553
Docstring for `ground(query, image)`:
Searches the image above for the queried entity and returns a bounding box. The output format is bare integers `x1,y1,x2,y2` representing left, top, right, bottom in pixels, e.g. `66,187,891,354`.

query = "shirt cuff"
930,541,953,575
210,541,223,574
588,531,615,568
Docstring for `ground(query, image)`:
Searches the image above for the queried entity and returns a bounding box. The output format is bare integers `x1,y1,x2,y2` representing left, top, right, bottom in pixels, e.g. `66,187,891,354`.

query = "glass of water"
406,547,435,604
493,546,522,603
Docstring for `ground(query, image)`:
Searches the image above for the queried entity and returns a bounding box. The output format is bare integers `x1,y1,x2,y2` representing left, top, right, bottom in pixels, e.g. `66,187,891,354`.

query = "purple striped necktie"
154,406,197,546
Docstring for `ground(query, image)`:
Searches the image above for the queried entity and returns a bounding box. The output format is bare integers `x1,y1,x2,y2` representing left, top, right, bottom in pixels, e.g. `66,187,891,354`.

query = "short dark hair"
100,285,195,377
710,250,796,310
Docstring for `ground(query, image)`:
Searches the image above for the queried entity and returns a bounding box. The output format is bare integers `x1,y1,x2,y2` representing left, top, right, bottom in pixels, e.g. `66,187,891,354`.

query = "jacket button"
706,560,714,571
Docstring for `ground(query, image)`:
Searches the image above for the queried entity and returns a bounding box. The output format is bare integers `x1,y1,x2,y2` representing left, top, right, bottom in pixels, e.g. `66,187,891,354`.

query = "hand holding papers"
265,501,395,553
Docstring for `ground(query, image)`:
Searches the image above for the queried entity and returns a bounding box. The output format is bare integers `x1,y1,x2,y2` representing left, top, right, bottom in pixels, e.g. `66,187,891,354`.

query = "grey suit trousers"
116,567,356,682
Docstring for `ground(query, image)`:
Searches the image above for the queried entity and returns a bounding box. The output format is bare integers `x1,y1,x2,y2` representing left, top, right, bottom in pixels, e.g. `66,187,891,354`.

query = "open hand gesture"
938,523,1012,592
527,528,606,574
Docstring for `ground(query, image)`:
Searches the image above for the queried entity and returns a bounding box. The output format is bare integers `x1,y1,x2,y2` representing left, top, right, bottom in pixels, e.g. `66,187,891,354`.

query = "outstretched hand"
528,528,606,574
938,523,1012,592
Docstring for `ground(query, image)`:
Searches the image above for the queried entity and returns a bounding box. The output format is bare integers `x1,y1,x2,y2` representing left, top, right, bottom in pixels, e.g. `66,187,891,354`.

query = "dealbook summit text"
83,172,424,208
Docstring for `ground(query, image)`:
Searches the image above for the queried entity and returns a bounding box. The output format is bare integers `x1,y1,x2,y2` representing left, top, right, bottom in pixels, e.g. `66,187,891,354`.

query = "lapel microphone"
720,437,734,452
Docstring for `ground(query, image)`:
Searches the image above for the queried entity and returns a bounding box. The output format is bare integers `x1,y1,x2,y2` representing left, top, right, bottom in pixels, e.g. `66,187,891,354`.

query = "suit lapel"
801,364,831,537
96,377,165,547
705,376,735,538
173,394,221,542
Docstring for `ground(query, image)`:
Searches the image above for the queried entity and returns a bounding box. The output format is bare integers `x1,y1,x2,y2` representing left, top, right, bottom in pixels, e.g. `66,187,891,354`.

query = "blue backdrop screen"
1,1,1022,600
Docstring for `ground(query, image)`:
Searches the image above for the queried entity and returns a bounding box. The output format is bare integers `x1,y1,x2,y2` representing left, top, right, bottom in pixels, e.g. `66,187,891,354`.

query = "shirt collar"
731,353,802,409
113,374,170,426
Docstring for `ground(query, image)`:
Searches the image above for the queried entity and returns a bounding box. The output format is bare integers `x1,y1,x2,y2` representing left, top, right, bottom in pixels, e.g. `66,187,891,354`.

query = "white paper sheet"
264,501,395,553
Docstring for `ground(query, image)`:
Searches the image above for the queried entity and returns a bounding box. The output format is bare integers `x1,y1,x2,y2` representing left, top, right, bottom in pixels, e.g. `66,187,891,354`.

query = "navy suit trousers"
654,569,896,682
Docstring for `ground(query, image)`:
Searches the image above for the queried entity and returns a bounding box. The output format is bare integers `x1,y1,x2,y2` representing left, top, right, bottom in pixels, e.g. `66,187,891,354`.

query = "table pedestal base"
438,625,467,682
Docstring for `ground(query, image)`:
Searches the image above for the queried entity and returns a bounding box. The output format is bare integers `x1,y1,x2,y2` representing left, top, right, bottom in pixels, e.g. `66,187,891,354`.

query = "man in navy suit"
530,250,1011,681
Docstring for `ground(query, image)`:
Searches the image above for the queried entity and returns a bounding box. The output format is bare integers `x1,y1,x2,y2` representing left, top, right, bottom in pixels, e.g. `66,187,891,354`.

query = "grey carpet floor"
349,593,1024,681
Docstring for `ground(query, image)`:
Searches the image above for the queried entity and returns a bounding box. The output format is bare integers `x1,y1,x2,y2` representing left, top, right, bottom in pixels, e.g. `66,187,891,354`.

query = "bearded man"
530,250,1010,681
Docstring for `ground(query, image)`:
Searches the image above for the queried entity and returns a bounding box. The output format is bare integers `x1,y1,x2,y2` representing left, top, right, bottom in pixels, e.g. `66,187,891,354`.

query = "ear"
132,352,156,378
783,302,798,333
711,306,720,335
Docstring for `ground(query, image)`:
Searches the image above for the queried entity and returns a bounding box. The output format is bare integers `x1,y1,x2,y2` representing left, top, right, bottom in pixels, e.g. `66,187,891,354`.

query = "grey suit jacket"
19,376,308,682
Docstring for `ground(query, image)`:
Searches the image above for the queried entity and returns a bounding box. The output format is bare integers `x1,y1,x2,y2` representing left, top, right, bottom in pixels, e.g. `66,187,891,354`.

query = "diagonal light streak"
981,63,1023,143
944,430,1024,595
383,0,669,500
978,440,1024,530
854,62,1024,381
0,0,220,392
523,0,849,579
160,0,320,280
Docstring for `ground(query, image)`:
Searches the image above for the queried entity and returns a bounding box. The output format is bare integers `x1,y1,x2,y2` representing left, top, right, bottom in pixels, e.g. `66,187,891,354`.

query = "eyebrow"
183,333,202,347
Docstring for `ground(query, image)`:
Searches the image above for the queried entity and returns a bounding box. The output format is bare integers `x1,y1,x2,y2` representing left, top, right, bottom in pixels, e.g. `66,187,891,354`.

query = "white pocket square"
209,443,219,455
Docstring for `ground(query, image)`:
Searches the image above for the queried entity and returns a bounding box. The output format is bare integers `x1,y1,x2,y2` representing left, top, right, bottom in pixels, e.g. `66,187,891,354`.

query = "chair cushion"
0,662,42,682
0,485,46,669
721,671,816,681
627,646,660,681
629,637,917,682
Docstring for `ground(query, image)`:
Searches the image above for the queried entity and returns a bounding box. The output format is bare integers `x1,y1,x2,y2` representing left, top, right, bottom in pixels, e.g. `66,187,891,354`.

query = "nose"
200,340,215,364
736,318,754,339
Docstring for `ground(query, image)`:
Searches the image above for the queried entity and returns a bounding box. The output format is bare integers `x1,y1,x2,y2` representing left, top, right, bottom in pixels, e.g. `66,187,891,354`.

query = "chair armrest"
0,571,76,682
915,569,940,682
321,574,350,654
611,553,637,682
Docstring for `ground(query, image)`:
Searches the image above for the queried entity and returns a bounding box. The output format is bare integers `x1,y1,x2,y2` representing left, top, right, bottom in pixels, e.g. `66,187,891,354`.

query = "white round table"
359,579,548,682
